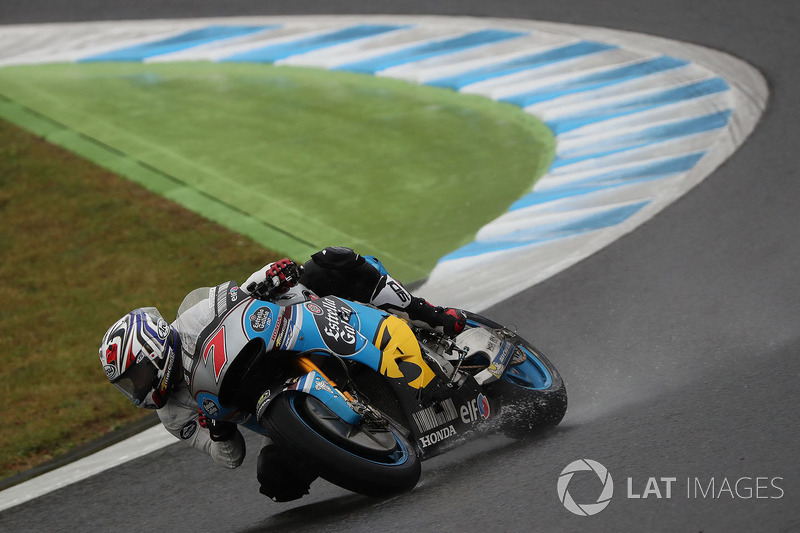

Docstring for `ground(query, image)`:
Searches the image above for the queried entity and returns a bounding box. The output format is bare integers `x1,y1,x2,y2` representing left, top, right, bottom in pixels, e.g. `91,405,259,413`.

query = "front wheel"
465,312,568,437
262,392,421,497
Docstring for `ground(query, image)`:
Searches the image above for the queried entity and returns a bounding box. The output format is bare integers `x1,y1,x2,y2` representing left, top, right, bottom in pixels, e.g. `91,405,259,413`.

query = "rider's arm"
301,247,466,335
157,385,245,469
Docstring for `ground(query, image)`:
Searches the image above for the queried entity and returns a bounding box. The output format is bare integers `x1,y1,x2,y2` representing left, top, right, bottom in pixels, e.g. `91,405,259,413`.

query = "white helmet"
99,308,180,409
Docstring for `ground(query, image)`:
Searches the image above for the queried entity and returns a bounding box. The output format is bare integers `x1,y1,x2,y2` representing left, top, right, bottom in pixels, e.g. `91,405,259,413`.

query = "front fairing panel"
186,289,391,412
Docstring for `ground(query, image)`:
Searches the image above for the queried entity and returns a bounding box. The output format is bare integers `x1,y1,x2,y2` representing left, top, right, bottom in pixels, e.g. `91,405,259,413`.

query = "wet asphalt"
1,1,798,531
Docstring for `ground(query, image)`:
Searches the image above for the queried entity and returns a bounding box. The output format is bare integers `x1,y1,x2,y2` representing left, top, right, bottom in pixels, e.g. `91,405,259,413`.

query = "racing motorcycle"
185,279,567,498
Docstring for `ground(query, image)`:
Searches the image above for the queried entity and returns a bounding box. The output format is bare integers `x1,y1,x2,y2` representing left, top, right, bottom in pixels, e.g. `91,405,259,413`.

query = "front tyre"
491,340,568,435
262,392,421,497
465,312,568,437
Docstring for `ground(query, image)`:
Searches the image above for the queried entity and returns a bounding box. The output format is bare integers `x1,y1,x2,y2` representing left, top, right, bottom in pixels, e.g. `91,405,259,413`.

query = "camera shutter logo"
557,459,614,516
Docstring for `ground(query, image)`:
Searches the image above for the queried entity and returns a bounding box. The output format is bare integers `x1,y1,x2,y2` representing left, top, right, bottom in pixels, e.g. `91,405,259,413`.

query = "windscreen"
174,287,215,359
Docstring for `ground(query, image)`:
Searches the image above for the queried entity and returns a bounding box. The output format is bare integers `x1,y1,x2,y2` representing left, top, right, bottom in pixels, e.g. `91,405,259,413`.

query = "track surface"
2,2,798,532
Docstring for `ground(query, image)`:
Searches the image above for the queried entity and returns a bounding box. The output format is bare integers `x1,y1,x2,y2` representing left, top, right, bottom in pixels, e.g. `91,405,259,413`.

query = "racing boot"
406,296,466,337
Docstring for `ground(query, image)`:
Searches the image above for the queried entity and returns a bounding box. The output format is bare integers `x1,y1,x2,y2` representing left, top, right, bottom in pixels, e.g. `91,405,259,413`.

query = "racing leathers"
156,284,247,469
157,381,246,469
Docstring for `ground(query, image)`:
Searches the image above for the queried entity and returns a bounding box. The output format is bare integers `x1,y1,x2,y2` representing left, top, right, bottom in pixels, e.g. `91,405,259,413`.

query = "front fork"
269,355,362,426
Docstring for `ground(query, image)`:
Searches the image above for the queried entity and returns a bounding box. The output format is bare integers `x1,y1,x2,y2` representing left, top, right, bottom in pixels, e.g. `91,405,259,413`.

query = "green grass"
0,119,281,479
0,62,554,281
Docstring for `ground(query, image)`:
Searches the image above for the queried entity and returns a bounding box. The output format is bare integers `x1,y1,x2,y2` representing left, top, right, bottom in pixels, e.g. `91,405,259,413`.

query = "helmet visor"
113,359,158,405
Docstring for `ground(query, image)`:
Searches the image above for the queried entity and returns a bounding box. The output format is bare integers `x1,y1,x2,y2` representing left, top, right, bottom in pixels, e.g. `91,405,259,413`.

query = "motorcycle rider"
98,246,465,501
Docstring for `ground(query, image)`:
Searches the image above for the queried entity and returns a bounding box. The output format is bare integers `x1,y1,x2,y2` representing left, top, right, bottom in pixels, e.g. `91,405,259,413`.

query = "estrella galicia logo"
310,297,361,356
558,459,614,516
249,307,272,332
202,397,220,416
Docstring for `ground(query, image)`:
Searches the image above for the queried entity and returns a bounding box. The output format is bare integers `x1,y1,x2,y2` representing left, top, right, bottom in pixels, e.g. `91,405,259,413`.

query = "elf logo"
460,393,490,423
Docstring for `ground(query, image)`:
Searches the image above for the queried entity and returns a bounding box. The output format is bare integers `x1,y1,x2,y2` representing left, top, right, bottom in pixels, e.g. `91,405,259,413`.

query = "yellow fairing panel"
375,316,436,389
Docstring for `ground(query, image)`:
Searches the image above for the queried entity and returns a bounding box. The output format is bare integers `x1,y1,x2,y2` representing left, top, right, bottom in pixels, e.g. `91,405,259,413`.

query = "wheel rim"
503,346,553,390
291,394,411,465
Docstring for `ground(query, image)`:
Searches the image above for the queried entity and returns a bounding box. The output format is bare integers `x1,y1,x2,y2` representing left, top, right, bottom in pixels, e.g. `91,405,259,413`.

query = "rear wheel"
262,392,421,497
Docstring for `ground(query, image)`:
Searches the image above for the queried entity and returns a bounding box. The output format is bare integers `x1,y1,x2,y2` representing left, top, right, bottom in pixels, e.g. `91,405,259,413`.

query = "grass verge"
0,119,279,480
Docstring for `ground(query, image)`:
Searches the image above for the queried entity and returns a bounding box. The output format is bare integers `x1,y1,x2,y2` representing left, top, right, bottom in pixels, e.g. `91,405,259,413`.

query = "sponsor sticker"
311,297,360,356
202,397,220,416
156,318,170,340
461,393,490,423
487,341,515,378
180,420,197,440
255,390,272,420
420,425,457,448
314,378,335,395
306,302,323,315
269,316,283,342
249,307,272,332
478,393,490,420
273,317,290,348
158,350,175,394
103,364,117,380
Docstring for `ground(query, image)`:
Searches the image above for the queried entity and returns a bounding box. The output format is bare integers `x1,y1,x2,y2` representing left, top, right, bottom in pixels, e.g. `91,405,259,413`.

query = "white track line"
0,425,174,513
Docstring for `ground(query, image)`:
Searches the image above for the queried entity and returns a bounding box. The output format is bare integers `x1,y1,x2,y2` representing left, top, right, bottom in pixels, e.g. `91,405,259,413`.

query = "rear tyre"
262,392,421,497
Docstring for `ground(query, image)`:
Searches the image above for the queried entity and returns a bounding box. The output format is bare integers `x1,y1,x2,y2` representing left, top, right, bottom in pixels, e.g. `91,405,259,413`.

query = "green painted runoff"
0,62,554,281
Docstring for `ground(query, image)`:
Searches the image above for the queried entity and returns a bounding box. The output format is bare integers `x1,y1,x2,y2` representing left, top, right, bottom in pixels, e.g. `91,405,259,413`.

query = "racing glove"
198,408,237,442
443,307,467,336
245,259,302,298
